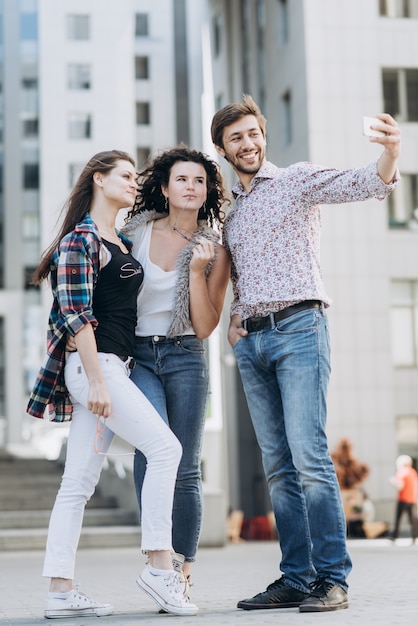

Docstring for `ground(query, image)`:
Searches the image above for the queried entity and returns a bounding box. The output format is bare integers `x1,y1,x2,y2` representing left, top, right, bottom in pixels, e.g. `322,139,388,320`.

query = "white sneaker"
157,553,198,614
44,587,113,619
136,566,198,616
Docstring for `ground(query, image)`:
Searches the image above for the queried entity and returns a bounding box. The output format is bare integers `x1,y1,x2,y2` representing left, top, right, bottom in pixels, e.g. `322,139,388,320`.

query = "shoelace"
308,578,334,597
73,585,101,605
266,578,286,592
163,572,184,594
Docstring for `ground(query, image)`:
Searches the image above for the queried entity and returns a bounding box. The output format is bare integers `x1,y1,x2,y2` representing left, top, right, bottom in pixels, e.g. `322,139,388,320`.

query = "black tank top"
93,239,143,356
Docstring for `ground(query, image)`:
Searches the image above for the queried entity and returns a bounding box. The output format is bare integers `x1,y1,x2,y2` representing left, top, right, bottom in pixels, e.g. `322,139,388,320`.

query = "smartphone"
363,116,386,138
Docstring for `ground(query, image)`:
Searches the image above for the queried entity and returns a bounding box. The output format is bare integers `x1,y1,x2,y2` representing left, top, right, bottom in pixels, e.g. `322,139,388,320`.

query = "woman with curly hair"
122,146,230,609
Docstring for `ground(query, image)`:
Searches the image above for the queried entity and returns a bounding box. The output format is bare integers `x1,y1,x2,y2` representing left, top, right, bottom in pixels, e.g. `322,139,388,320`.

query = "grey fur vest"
121,210,220,337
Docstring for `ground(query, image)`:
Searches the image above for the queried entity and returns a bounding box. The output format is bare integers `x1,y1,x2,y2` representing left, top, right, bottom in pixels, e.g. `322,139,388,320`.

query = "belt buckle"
253,318,265,332
127,357,135,370
246,316,266,332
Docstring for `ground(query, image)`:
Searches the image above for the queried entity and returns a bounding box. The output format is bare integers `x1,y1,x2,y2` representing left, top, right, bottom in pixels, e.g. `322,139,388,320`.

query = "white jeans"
43,352,182,580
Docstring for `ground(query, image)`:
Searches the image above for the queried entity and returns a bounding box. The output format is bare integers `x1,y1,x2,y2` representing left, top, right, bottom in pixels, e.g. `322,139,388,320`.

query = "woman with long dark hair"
27,150,197,618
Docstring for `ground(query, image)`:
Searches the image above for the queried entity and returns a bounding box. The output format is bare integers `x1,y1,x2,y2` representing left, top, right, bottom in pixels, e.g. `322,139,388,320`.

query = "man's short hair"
211,94,267,150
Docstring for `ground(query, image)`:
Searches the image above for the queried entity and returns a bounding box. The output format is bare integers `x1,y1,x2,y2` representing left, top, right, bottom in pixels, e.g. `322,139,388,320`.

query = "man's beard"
226,148,265,174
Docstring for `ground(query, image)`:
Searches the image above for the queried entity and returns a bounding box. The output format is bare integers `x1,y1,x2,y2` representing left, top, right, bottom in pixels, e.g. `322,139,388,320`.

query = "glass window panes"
23,163,39,189
24,266,41,290
68,64,91,89
380,0,418,17
136,147,150,169
22,213,39,239
388,174,418,227
67,15,90,40
68,113,91,139
22,77,37,89
22,117,38,137
213,13,222,56
383,69,399,118
0,317,4,418
383,68,418,121
20,13,37,40
69,163,84,187
390,280,418,366
278,0,289,45
135,56,149,80
135,13,148,37
406,69,418,121
281,90,292,146
136,102,150,125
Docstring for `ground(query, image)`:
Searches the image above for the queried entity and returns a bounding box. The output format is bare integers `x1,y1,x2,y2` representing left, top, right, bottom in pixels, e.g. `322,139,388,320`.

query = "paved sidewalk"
0,538,417,625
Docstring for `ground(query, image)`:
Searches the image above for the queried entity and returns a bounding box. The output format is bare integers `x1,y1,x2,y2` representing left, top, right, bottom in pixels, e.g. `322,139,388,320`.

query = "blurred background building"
1,0,418,527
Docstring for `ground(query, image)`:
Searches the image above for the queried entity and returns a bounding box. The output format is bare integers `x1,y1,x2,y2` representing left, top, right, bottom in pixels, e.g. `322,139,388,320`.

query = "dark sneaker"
299,578,348,613
237,577,308,610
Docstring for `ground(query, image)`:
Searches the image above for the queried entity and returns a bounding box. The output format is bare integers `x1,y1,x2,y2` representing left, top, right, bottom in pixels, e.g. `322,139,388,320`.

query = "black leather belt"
243,300,322,333
117,355,136,370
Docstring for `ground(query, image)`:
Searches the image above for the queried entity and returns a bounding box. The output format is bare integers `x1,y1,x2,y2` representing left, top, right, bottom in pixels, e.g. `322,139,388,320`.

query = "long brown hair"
210,94,267,150
127,146,229,227
32,150,135,285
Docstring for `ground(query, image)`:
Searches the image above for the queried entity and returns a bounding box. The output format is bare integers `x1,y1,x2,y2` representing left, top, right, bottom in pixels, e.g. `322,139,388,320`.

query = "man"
211,95,400,612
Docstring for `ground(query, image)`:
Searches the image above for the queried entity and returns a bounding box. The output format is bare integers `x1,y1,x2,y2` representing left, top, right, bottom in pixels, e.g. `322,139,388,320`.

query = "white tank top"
134,221,194,337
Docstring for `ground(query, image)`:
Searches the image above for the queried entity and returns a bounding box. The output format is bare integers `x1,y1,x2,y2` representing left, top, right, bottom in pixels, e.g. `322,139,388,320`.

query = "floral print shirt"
223,159,398,321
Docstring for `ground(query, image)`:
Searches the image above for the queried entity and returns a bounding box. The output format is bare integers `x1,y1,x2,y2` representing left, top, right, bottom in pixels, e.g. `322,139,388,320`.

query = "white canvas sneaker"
136,566,198,616
44,587,113,619
158,553,197,614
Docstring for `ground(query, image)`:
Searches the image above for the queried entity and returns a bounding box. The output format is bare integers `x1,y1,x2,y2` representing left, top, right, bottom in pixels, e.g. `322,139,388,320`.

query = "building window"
379,0,418,17
215,93,223,112
22,77,37,90
135,56,149,80
67,15,90,40
396,415,418,460
383,68,418,121
22,213,40,240
277,0,289,45
137,147,151,169
136,102,150,125
0,317,4,418
24,266,40,290
281,90,292,146
388,173,418,228
256,0,266,112
213,13,223,57
69,163,84,188
23,164,39,189
68,64,91,89
22,117,38,138
390,280,418,367
68,113,91,139
20,12,37,40
135,13,149,37
241,0,251,93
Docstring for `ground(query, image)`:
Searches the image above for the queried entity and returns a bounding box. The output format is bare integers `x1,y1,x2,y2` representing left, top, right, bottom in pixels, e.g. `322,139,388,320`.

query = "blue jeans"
130,335,209,562
232,307,352,593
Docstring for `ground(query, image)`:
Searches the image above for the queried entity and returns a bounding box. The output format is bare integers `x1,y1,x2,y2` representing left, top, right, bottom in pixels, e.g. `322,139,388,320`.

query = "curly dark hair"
128,146,230,227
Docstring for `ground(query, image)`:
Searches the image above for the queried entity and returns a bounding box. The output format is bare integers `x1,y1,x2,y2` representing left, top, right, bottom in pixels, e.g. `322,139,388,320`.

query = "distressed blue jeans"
232,307,351,592
130,335,209,562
